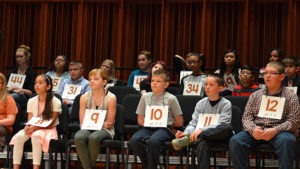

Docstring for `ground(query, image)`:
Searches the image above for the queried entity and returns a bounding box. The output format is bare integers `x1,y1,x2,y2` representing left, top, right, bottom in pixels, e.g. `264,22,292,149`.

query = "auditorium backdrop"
0,0,300,82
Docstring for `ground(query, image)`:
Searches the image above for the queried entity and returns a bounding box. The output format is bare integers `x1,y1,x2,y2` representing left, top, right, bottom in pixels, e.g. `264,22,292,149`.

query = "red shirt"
232,84,260,96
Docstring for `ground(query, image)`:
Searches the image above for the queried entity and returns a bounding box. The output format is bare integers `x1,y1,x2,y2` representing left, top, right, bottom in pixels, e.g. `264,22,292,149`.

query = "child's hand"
102,122,113,129
190,129,202,142
175,130,186,139
24,125,34,135
63,100,70,105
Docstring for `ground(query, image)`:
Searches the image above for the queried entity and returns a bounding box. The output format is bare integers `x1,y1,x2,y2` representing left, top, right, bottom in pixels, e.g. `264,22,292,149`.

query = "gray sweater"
184,97,232,134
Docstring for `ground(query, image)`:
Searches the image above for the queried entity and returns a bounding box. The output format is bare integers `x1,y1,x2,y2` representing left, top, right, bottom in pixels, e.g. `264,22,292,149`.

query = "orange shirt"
0,95,18,132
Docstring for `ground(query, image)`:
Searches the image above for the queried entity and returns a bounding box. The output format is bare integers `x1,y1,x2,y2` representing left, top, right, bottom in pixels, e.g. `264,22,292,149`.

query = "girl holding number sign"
74,69,117,169
10,74,61,169
215,49,241,95
7,45,37,105
46,55,70,92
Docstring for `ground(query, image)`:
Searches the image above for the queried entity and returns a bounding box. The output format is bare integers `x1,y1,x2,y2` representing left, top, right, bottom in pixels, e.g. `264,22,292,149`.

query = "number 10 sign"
144,106,168,128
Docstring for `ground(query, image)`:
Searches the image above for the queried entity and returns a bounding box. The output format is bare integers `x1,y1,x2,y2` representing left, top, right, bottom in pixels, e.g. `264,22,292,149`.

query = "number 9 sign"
81,109,107,130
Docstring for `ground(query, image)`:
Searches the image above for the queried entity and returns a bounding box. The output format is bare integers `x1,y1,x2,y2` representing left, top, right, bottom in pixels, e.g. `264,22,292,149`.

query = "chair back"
114,104,125,141
224,96,249,115
167,87,179,95
56,103,70,137
176,95,202,126
231,105,243,134
122,94,141,134
70,94,82,122
108,86,138,104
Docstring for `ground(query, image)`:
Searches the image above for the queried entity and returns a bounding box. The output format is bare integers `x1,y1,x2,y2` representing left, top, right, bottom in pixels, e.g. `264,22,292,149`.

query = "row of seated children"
2,61,300,169
6,45,300,114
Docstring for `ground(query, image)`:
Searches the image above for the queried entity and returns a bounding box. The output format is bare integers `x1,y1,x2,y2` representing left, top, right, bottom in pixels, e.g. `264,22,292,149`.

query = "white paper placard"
183,81,202,96
196,114,220,130
51,77,62,92
144,106,168,128
258,95,285,120
7,73,26,89
133,75,147,91
179,71,192,84
223,74,237,91
105,83,114,90
81,109,107,130
26,116,53,127
61,84,82,100
286,87,298,95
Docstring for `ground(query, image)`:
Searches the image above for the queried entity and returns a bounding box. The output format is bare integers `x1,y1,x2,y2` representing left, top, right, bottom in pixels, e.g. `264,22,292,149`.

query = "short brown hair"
89,69,109,81
152,69,170,82
266,62,285,74
138,50,152,60
208,74,224,87
69,60,83,69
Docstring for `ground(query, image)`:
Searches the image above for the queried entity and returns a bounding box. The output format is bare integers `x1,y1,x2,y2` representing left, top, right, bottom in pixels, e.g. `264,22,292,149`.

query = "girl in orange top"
0,72,17,151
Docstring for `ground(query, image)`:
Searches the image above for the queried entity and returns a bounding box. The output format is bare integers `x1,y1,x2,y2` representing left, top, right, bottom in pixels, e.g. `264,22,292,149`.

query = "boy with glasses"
282,57,300,96
229,62,300,169
58,60,91,114
232,65,260,96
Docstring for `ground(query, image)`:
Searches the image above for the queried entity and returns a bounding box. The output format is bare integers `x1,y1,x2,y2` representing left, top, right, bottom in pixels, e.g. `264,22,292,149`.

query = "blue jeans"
229,130,295,169
129,127,174,169
10,92,28,105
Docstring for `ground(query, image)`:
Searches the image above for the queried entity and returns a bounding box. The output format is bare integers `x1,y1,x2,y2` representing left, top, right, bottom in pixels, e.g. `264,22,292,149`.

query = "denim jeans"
229,130,295,169
10,92,28,105
129,127,174,169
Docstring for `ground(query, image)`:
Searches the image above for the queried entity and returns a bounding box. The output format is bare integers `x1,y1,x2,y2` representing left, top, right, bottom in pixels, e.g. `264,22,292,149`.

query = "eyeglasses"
240,72,252,75
55,59,65,62
263,72,282,76
186,60,200,65
16,55,25,58
69,68,80,72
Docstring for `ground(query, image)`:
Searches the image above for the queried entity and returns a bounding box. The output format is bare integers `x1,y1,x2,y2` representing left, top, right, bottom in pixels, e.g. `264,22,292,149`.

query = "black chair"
65,103,125,169
167,87,179,95
224,96,249,114
164,95,202,169
108,86,138,104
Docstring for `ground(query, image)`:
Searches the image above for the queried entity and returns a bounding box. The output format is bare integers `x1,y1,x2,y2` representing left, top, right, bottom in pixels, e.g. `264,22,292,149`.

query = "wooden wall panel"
0,0,299,82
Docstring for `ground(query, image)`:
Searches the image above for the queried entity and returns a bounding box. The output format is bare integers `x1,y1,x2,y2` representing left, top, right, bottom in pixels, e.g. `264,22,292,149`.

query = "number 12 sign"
258,96,285,120
144,106,168,128
81,109,107,130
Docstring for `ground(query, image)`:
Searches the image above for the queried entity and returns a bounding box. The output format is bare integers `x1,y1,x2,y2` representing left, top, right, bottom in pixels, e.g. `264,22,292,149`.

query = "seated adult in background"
58,60,91,114
215,49,241,96
140,61,167,95
229,62,300,169
282,57,300,96
0,72,17,152
232,65,260,96
178,53,207,96
7,45,36,105
173,54,192,76
46,55,70,92
127,51,152,92
100,59,124,89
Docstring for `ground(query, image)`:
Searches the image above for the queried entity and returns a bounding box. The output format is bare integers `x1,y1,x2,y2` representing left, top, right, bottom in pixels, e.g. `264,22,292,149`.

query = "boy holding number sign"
229,62,300,169
130,69,183,169
172,74,233,169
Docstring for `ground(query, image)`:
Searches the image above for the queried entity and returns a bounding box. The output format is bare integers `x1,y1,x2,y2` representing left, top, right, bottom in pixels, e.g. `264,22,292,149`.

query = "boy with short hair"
130,69,183,169
282,57,300,96
232,65,260,96
172,74,233,169
58,60,91,113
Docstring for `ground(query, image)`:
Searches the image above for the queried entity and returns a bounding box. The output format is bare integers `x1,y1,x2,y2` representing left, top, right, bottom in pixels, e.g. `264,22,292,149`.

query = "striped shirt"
242,87,300,136
232,84,260,96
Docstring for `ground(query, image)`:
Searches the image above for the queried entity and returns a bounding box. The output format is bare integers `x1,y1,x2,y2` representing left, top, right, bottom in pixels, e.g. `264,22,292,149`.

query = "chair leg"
105,146,110,169
186,147,190,169
125,146,129,169
179,149,183,169
66,145,71,169
191,147,195,169
49,145,52,169
166,148,169,169
213,152,217,169
256,152,260,169
9,146,13,169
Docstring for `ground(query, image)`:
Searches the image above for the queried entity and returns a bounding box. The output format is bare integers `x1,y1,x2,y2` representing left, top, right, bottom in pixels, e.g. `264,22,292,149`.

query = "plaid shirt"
242,87,300,136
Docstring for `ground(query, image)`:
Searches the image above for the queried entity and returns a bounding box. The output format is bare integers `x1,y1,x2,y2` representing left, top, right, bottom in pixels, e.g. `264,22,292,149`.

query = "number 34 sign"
144,106,168,128
81,109,107,130
258,96,285,120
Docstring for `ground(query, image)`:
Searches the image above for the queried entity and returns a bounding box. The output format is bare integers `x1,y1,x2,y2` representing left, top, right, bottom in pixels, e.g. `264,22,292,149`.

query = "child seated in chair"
172,74,233,169
282,57,300,96
130,69,183,169
232,65,260,96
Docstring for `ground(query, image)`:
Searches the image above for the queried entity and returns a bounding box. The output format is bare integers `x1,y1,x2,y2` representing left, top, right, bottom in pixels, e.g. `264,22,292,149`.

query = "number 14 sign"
144,106,168,128
258,96,285,120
